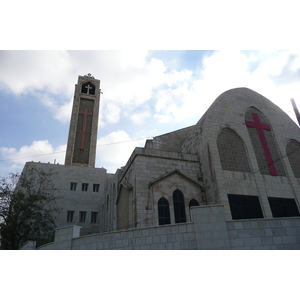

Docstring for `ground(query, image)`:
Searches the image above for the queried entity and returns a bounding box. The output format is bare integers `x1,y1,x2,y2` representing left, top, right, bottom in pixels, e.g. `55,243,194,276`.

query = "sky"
1,50,300,176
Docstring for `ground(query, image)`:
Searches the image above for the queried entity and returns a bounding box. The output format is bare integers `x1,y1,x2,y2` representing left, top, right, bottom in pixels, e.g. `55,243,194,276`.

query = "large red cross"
246,113,277,176
79,107,93,150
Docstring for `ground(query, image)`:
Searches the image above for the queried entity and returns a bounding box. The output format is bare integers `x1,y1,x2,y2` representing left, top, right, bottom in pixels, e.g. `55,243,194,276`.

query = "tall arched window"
173,189,186,223
245,108,286,176
217,128,251,172
158,198,171,225
286,139,300,178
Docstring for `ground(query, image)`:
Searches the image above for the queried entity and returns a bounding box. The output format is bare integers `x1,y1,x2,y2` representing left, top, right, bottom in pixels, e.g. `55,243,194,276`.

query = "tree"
0,168,61,250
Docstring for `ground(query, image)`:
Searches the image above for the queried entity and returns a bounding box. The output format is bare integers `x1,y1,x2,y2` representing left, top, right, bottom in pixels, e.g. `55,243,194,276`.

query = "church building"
20,75,300,250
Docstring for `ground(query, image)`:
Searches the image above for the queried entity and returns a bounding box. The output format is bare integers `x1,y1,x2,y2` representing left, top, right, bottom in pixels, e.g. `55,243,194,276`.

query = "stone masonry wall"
35,205,300,250
227,217,300,250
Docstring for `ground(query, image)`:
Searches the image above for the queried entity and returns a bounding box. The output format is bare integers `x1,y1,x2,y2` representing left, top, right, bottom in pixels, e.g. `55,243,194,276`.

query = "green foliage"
0,168,61,250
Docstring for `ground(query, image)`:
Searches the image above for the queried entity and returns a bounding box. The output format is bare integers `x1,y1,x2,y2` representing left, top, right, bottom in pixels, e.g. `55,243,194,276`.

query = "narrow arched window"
158,198,171,225
189,199,199,208
286,139,300,178
173,189,186,223
217,128,251,173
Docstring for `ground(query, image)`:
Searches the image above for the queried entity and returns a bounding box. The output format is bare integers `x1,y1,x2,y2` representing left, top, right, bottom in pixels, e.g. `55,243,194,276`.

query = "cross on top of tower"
84,73,95,79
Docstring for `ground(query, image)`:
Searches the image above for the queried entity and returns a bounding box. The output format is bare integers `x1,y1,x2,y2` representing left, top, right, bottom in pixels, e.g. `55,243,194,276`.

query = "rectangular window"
67,210,75,222
70,182,77,191
228,194,264,220
93,184,100,192
268,197,300,218
91,211,98,223
79,211,87,223
82,183,89,191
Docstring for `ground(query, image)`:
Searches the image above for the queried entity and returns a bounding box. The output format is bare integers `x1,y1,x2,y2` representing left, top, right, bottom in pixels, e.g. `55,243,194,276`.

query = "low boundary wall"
32,205,300,250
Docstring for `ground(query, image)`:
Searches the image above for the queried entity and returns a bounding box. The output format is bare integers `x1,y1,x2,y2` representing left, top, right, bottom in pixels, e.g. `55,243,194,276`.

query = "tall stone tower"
65,74,101,167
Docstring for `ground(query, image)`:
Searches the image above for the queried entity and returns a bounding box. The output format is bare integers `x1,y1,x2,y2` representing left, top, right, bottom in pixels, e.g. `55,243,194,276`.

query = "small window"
228,194,264,220
268,197,300,218
82,183,89,191
173,189,186,223
93,184,100,192
91,211,98,223
79,211,87,223
158,197,171,225
70,182,77,191
67,210,75,222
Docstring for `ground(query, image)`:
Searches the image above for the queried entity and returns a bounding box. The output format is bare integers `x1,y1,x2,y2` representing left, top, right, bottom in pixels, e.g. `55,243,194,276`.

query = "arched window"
106,195,109,210
189,199,199,208
245,108,285,176
158,198,171,225
286,139,300,178
217,128,251,172
81,81,95,95
189,199,199,221
173,189,186,223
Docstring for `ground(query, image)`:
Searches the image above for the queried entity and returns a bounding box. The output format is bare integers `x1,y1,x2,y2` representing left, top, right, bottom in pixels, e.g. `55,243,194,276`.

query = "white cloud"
130,111,151,125
96,131,146,173
151,50,300,126
100,102,121,125
0,140,66,166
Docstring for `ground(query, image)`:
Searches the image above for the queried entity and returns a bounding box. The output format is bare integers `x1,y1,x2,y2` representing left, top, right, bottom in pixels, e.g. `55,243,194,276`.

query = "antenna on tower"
290,98,300,126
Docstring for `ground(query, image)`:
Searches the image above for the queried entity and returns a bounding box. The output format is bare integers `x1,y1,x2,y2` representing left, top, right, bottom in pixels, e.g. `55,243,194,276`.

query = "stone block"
286,227,297,236
145,236,153,244
291,244,300,250
180,241,190,250
252,245,271,250
272,236,283,244
173,241,181,249
243,237,262,246
234,222,244,230
136,237,146,245
97,242,104,249
272,227,287,236
289,218,300,227
183,232,195,241
277,244,293,250
226,222,235,230
150,244,159,250
281,236,298,244
188,240,197,249
230,238,244,247
133,230,142,238
165,243,174,250
237,230,252,238
179,225,188,233
167,234,175,243
264,228,273,236
153,235,161,243
261,237,273,245
250,228,266,237
228,230,238,239
171,226,179,234
267,220,282,228
174,233,183,242
109,240,116,248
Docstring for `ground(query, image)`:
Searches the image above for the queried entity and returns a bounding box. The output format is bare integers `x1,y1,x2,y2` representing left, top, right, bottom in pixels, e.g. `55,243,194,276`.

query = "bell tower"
65,74,101,167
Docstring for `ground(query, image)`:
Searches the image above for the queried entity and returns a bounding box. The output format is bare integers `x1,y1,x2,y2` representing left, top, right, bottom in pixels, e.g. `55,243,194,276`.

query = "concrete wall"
227,217,300,250
21,162,109,235
34,205,300,250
